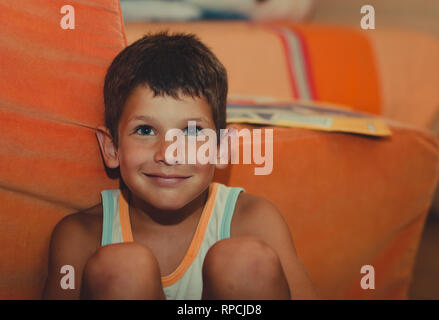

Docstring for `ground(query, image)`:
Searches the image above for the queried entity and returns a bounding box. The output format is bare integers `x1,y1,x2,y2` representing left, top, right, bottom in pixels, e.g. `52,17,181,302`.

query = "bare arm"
42,213,98,300
232,194,320,300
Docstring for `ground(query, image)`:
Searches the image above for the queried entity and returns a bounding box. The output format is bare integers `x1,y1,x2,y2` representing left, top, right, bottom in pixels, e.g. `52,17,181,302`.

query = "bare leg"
202,236,290,300
80,242,165,300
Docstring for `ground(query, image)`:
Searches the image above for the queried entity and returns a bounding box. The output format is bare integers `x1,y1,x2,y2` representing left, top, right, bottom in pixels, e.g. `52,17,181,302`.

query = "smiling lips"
144,173,191,187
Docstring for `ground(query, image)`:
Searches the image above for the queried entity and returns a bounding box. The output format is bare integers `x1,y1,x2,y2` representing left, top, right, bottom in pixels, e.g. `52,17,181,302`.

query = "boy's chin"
149,190,210,213
143,193,194,212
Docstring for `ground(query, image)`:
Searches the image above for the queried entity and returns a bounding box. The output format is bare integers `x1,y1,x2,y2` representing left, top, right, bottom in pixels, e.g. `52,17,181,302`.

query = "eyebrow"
182,117,211,124
128,115,155,123
128,115,212,124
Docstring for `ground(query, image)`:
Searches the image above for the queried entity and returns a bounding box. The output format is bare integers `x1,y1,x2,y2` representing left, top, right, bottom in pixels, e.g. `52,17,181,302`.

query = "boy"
42,32,318,300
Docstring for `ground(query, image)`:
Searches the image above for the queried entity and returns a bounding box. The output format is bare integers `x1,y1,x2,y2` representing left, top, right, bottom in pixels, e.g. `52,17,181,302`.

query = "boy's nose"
153,137,183,165
153,138,172,164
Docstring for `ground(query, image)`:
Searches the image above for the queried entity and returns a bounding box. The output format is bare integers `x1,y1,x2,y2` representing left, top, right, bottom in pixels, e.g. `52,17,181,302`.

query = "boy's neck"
122,187,210,231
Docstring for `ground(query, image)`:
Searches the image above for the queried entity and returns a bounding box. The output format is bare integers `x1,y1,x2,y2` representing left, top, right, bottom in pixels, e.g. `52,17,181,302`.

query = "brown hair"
103,31,228,146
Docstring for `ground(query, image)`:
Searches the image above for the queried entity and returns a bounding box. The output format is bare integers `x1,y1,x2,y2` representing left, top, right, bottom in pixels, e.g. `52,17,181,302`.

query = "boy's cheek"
119,145,153,161
193,164,216,182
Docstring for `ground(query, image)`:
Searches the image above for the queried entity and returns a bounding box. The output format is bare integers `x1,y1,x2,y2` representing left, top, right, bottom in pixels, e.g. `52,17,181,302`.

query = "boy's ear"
215,124,239,170
95,126,120,169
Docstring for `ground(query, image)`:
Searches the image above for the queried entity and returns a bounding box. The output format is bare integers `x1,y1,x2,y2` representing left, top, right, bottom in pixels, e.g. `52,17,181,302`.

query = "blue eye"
135,125,155,136
184,126,203,136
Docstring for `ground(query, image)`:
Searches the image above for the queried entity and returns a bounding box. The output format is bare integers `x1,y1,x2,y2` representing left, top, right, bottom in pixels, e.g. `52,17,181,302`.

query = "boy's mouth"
143,173,191,187
145,173,191,179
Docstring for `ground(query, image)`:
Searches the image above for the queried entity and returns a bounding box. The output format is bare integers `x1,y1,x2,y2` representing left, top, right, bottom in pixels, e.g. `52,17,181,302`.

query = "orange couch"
0,1,438,299
125,21,439,130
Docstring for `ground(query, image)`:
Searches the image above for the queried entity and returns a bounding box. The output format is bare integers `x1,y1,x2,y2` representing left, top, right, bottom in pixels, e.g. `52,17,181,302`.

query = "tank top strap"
101,189,133,246
219,187,245,240
203,184,245,243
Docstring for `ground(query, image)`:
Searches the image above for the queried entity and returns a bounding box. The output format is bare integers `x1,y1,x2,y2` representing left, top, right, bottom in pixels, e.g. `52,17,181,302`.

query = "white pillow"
120,0,314,22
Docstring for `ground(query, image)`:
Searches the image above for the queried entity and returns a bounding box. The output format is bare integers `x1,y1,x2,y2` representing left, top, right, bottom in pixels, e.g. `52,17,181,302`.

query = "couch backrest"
0,0,126,298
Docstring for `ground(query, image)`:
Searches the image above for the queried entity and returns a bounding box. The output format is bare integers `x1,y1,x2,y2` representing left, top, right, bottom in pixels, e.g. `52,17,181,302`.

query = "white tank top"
100,182,244,299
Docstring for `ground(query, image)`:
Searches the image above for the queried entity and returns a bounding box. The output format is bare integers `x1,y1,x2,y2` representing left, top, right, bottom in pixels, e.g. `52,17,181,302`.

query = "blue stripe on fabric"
220,188,244,240
278,28,313,100
281,27,312,100
101,190,114,246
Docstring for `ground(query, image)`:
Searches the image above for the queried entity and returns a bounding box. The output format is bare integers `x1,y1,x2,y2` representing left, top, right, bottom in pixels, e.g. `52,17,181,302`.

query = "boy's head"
97,31,230,211
103,31,228,147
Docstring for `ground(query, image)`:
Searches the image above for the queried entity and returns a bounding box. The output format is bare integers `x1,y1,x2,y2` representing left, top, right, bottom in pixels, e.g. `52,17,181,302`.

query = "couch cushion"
214,122,439,299
0,0,126,298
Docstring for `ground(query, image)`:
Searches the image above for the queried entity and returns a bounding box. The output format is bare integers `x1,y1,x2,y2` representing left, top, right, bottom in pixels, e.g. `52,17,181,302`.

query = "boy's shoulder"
51,203,103,251
58,203,102,230
231,192,289,239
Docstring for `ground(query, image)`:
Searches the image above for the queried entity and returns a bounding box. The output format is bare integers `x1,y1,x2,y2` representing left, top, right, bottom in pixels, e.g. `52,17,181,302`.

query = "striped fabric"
264,24,317,101
100,182,244,299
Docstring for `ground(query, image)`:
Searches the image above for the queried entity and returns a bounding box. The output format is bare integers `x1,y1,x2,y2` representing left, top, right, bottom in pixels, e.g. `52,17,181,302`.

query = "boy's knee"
81,242,164,299
84,242,160,277
203,236,284,284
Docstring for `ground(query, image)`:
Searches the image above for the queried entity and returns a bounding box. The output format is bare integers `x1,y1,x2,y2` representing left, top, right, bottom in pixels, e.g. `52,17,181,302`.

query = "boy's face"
111,85,219,211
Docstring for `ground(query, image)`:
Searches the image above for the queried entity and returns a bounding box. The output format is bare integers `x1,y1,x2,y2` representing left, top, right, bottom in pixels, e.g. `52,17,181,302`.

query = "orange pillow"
125,21,382,115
